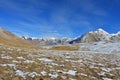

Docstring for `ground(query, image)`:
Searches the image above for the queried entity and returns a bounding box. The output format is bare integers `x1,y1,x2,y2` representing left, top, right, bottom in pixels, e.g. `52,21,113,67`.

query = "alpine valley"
0,27,120,80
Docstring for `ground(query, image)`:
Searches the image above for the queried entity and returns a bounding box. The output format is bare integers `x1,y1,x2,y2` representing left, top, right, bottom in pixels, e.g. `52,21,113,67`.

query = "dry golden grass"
49,45,79,51
0,44,120,80
0,36,40,48
0,28,42,49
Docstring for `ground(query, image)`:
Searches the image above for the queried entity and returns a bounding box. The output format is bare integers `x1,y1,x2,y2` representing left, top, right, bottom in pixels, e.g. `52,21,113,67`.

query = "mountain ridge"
69,28,120,43
0,27,38,48
0,27,120,46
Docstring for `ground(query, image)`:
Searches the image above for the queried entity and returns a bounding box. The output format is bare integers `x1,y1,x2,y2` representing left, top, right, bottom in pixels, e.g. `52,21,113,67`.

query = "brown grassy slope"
0,27,40,49
50,45,79,51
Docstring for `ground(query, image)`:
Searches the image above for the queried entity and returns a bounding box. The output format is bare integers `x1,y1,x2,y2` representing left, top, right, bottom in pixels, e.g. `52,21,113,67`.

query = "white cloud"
68,0,108,16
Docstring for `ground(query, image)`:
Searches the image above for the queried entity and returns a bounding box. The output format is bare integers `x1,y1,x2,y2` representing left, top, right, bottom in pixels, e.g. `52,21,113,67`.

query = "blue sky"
0,0,120,38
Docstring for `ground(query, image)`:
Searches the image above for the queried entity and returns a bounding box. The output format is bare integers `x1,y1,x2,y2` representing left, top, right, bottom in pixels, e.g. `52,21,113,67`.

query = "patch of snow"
24,60,34,63
50,63,59,66
97,28,109,35
16,70,38,78
41,71,47,76
65,56,71,59
97,63,105,66
12,60,19,63
78,59,82,62
57,70,63,72
103,78,113,80
59,64,65,67
1,55,12,59
0,64,16,70
80,73,87,76
67,70,76,76
102,68,112,72
28,72,38,78
15,70,28,79
38,58,53,62
98,72,105,76
69,78,76,80
80,42,120,53
49,73,58,79
17,56,25,59
27,54,34,59
57,70,76,76
65,59,78,62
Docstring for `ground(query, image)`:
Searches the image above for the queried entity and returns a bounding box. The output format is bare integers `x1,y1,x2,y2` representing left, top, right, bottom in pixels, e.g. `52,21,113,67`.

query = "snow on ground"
28,72,38,78
15,70,27,79
12,60,19,63
23,60,34,63
57,70,77,76
103,78,113,80
48,73,58,79
16,70,39,79
17,56,25,59
1,54,12,59
79,42,120,53
66,70,76,76
80,73,87,76
38,58,53,62
69,78,76,80
0,64,16,70
40,71,47,76
0,45,120,79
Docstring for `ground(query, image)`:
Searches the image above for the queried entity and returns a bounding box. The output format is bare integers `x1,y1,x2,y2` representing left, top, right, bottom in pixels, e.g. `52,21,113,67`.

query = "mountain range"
0,27,120,47
69,28,120,44
22,37,70,46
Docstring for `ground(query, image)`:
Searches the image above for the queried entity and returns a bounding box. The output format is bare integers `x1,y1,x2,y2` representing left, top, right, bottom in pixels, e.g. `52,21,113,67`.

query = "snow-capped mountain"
69,28,120,43
22,36,71,46
21,28,120,44
110,31,120,42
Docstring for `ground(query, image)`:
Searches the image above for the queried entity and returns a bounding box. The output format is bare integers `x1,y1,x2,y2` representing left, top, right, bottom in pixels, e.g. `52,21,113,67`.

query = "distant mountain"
69,28,120,43
22,36,71,46
0,27,36,48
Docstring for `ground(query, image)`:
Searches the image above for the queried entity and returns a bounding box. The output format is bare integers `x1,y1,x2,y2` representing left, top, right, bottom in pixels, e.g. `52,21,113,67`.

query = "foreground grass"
0,45,120,80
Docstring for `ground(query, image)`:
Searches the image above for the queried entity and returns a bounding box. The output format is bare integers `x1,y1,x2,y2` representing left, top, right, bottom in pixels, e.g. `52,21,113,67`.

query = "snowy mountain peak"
117,31,120,35
111,31,120,36
95,28,109,35
69,28,114,43
97,28,104,31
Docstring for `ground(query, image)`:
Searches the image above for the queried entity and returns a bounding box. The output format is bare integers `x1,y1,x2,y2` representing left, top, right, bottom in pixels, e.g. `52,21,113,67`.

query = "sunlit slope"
0,27,38,48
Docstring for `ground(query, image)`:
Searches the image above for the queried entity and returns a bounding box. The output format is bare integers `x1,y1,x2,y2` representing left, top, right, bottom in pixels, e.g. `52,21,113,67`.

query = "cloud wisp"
1,0,119,38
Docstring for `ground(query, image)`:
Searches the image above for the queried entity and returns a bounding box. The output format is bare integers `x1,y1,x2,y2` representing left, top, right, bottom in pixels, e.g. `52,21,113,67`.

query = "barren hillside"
0,27,38,49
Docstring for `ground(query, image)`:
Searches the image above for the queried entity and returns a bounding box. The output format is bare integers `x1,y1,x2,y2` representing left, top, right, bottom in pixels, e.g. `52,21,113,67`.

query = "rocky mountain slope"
69,28,120,43
22,36,71,46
